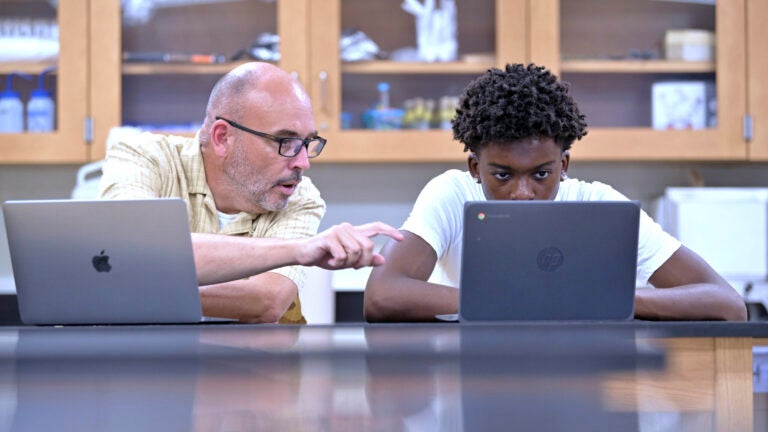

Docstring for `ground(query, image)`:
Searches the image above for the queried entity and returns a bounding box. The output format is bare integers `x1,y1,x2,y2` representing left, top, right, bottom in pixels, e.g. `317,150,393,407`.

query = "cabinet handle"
319,71,328,113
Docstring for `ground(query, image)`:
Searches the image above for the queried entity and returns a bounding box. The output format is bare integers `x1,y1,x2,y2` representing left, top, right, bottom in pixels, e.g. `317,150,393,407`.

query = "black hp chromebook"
458,201,640,321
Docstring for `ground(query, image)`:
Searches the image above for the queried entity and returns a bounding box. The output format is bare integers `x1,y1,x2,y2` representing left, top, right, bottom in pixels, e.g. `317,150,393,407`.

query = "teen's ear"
467,152,481,183
560,150,571,179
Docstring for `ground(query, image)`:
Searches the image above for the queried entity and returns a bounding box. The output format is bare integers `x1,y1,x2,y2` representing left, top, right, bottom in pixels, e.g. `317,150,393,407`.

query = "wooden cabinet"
530,0,748,161
4,0,763,164
308,0,759,163
0,0,89,163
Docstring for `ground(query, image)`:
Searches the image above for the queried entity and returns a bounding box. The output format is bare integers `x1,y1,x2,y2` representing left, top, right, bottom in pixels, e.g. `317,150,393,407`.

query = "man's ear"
210,120,232,157
467,152,481,183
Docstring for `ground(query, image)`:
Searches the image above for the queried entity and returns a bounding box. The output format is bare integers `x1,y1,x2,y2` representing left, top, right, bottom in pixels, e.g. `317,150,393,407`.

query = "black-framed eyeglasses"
215,116,326,158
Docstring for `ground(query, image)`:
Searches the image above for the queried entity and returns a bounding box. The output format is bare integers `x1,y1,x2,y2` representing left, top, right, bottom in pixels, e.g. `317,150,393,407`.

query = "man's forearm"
192,233,301,285
200,272,297,323
192,222,403,285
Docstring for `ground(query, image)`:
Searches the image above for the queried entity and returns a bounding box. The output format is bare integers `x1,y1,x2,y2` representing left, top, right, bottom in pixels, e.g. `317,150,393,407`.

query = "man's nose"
289,145,311,171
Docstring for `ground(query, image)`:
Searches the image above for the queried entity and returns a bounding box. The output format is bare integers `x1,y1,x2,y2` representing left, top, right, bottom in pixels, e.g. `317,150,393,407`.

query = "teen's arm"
365,231,459,322
636,245,747,321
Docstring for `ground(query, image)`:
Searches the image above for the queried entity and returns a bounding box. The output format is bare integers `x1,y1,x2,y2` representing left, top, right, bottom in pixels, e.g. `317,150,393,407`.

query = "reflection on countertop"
0,323,763,431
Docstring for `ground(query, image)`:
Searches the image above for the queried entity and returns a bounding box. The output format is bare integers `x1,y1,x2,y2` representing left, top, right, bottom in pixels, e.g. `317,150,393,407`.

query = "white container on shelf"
26,66,56,132
0,91,23,133
652,81,716,130
0,73,24,133
26,89,54,132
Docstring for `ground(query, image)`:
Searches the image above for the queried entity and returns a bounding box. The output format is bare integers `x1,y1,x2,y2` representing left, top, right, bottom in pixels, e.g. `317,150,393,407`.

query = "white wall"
308,161,768,230
2,161,768,301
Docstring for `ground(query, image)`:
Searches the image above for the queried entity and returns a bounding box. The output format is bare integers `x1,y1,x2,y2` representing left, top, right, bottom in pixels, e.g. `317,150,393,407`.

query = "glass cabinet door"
530,0,747,161
308,0,527,163
0,0,89,163
90,0,310,161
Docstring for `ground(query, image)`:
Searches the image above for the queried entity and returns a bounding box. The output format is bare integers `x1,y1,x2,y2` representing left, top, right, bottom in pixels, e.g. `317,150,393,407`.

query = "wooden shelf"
0,132,88,164
0,61,57,75
572,128,745,161
122,60,253,75
315,129,466,163
561,60,715,74
341,60,496,75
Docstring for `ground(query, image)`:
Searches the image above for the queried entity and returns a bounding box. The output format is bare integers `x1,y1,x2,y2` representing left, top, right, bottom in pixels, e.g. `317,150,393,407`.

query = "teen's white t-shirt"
400,169,681,288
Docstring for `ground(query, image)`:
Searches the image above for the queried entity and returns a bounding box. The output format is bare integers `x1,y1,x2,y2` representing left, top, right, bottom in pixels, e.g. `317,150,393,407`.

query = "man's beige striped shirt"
99,133,326,324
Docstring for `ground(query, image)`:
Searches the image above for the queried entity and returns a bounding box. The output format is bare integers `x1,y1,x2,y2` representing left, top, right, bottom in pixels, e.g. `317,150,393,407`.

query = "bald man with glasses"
100,62,402,324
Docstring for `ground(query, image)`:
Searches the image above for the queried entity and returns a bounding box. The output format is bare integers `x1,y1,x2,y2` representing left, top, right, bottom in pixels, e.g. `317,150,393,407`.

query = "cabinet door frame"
90,0,122,162
278,0,311,90
0,0,90,164
747,0,767,160
529,0,748,162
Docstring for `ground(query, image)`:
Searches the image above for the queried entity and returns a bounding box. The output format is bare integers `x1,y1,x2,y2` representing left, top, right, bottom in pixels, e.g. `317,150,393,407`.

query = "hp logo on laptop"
536,247,564,272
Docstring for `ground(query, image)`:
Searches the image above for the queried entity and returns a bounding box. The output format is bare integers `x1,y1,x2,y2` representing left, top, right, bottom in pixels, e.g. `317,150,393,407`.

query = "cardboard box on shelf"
664,29,715,62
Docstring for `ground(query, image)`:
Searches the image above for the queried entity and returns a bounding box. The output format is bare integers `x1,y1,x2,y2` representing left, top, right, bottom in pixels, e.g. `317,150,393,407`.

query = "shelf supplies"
231,33,280,62
652,81,717,130
362,82,403,130
122,52,226,64
0,18,59,62
664,29,715,62
402,96,457,130
401,0,457,62
0,72,32,134
120,0,242,26
340,29,382,62
403,97,433,130
27,66,56,133
437,96,458,130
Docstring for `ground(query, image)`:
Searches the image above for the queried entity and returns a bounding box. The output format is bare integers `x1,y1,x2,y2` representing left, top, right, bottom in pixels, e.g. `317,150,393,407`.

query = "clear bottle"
26,66,56,132
377,82,390,110
0,73,28,133
438,96,458,130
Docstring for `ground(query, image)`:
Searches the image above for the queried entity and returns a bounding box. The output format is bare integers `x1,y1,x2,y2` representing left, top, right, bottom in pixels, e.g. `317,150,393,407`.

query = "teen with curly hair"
364,63,746,322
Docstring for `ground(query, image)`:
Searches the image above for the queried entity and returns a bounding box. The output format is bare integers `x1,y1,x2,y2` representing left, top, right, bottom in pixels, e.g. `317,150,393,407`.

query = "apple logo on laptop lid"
92,250,112,272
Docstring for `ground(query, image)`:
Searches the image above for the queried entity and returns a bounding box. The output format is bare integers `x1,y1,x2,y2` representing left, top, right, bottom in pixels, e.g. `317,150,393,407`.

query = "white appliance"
654,187,768,309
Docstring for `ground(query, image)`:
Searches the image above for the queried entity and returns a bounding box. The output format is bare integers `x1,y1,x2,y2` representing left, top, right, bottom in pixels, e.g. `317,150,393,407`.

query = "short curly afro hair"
452,63,588,153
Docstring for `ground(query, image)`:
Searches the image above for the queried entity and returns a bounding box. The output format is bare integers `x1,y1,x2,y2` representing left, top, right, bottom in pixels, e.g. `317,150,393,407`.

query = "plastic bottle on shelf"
377,82,390,110
0,72,30,133
372,82,404,130
438,96,458,130
26,66,56,132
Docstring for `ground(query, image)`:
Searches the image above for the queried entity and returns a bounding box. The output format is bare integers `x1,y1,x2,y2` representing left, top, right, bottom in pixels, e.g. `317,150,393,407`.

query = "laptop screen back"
3,199,203,325
459,201,639,321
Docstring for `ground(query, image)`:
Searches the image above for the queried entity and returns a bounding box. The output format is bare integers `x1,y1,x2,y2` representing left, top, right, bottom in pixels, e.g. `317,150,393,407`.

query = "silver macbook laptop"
458,201,640,321
3,198,222,325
